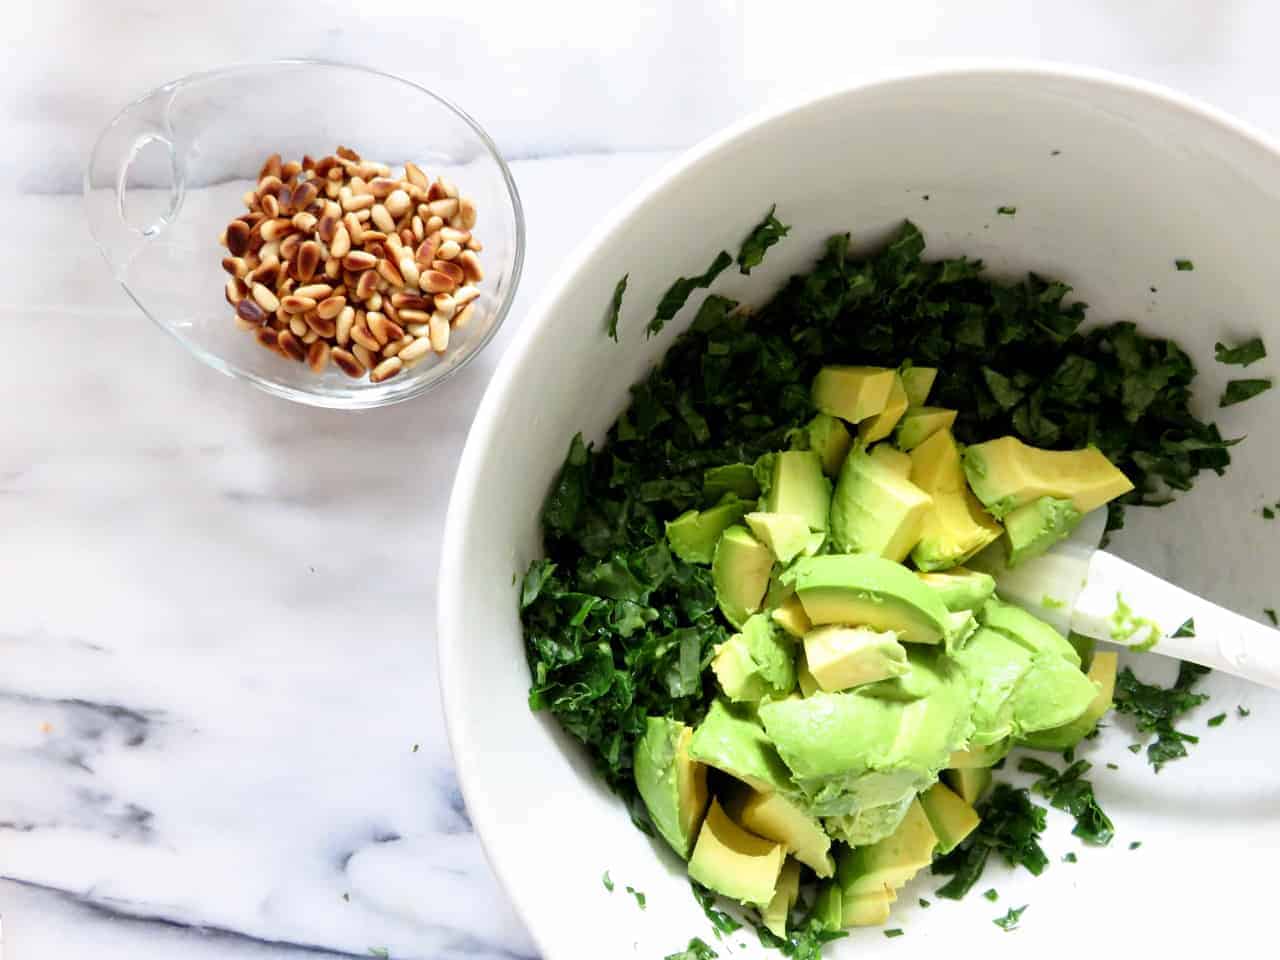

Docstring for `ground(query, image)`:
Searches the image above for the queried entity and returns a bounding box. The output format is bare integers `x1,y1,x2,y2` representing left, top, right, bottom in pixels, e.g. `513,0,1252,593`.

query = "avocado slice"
979,598,1082,666
837,798,938,898
757,451,831,532
1004,495,1082,568
909,430,1001,571
728,786,836,877
896,406,957,451
712,614,796,703
812,365,898,423
796,649,820,697
762,859,802,938
745,511,814,564
948,738,1011,769
771,594,813,639
829,447,933,562
1019,651,1118,750
688,699,795,793
633,718,710,859
918,781,980,855
858,374,910,443
962,436,1135,518
712,525,774,629
944,766,992,807
1012,651,1100,733
666,494,754,565
900,365,938,408
915,567,996,612
869,442,913,479
813,879,844,931
843,886,894,927
785,554,955,646
705,462,761,501
823,793,914,846
796,413,853,477
688,798,787,908
803,625,909,692
948,627,1035,745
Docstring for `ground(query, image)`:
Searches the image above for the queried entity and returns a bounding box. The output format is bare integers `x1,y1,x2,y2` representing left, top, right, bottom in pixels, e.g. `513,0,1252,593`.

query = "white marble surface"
9,1,1280,958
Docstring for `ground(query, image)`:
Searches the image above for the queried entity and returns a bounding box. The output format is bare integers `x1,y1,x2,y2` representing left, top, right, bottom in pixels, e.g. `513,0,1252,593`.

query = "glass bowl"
84,60,524,409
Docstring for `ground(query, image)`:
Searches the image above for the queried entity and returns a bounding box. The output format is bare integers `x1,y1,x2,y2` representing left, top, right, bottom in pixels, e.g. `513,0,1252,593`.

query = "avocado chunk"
1004,495,1082,568
712,525,774,629
812,365,898,423
900,365,938,408
746,511,814,564
804,625,909,692
762,859,802,938
896,406,958,451
829,447,933,562
837,798,938,898
796,649,820,697
689,698,795,793
705,462,761,500
858,374,910,443
688,798,786,908
909,430,1001,571
666,494,754,565
869,442,913,479
786,554,956,646
979,598,1081,666
813,879,844,931
948,627,1035,745
795,413,853,477
728,786,836,877
843,887,894,927
918,781,980,855
771,594,813,639
944,766,993,807
712,614,796,703
757,451,831,532
823,793,914,846
1019,651,1118,750
633,718,710,859
962,436,1135,518
1011,651,1100,733
948,738,1011,769
916,567,997,612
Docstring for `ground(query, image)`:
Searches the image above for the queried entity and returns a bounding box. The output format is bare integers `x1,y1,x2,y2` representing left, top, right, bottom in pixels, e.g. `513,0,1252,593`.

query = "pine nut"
336,305,355,346
432,260,464,285
399,258,420,288
350,176,371,197
252,283,280,313
436,240,462,260
222,256,248,278
412,216,425,241
292,211,317,233
261,193,280,218
307,340,330,373
301,328,319,345
382,335,411,358
342,193,375,212
385,189,411,218
295,283,333,300
351,342,377,370
452,302,475,329
440,227,470,244
336,145,361,161
306,311,337,338
376,259,404,288
295,241,321,283
289,316,308,337
370,356,403,383
282,159,302,181
330,223,351,259
259,240,280,264
292,180,319,211
324,257,341,280
368,311,404,346
398,308,431,324
457,197,477,230
278,329,306,361
404,162,428,189
226,220,251,256
227,275,248,304
260,218,295,242
457,250,484,283
426,215,444,233
369,177,398,199
355,270,378,300
236,298,266,325
399,336,432,364
281,295,316,315
371,204,395,233
415,238,439,269
391,292,429,310
438,176,458,199
427,198,459,219
429,314,450,352
351,322,380,352
317,295,346,320
249,262,281,288
342,213,364,245
466,237,483,252
432,294,456,321
342,251,378,271
255,327,279,350
259,153,283,181
242,189,258,209
406,322,429,337
332,347,364,378
421,270,456,294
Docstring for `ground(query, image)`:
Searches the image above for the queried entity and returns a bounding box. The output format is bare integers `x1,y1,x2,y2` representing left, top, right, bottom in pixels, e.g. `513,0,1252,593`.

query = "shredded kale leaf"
691,882,743,937
606,274,628,341
1112,661,1211,771
1215,338,1266,367
994,905,1028,931
1173,618,1196,638
649,251,733,337
1207,713,1227,728
933,784,1048,899
738,205,791,274
1220,378,1272,407
1175,259,1194,271
754,916,848,959
665,937,719,960
1017,757,1114,845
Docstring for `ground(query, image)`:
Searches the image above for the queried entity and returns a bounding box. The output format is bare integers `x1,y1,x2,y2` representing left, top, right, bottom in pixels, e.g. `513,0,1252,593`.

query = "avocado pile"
637,364,1132,935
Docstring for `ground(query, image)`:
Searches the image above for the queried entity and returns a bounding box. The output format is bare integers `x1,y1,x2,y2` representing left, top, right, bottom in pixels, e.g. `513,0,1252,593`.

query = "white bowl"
440,64,1280,959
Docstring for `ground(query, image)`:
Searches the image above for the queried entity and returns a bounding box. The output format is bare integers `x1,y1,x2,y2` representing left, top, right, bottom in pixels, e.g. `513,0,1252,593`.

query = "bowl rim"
83,58,525,410
437,58,1280,956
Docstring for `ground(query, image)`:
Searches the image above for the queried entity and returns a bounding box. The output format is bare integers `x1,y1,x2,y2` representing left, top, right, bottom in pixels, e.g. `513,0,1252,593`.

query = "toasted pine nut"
260,218,295,242
255,327,279,350
352,341,377,370
249,262,280,288
398,308,431,323
301,328,319,345
317,295,346,320
226,220,251,256
466,236,483,252
343,251,378,271
376,259,404,288
242,189,258,209
341,193,375,212
281,295,317,315
427,198,459,219
369,177,398,199
306,311,337,338
414,236,439,267
436,240,462,261
406,322,430,337
295,241,321,283
412,216,425,241
391,292,429,310
429,314,450,352
294,283,333,300
235,298,266,325
437,176,458,199
385,189,411,218
457,197,477,230
351,322,381,352
432,293,456,321
457,250,484,283
421,270,456,294
399,336,432,364
222,256,249,278
349,175,371,196
399,258,420,288
307,340,331,373
324,256,341,280
330,223,351,259
291,211,317,233
426,215,444,233
439,227,470,245
252,283,280,313
382,334,411,358
292,179,319,211
432,260,464,285
336,305,355,346
355,270,378,300
452,302,475,329
452,285,480,307
370,356,403,383
370,204,395,233
367,291,383,312
404,162,428,189
261,193,280,218
289,316,308,337
258,239,280,264
277,329,306,361
259,153,283,181
332,347,364,378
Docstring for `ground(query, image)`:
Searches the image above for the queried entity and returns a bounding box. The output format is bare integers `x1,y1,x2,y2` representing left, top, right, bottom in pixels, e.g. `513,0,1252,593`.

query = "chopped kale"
983,889,999,902
997,206,1017,216
934,784,1048,899
884,929,905,938
1207,712,1227,727
1112,661,1211,771
1175,259,1194,271
1173,618,1195,638
1238,705,1251,718
602,870,614,892
738,205,791,275
1215,338,1266,367
649,251,733,336
665,937,719,960
1266,609,1278,627
1062,852,1078,863
1220,378,1272,407
1017,757,1114,845
994,905,1028,931
691,883,742,937
606,274,628,341
1129,841,1142,850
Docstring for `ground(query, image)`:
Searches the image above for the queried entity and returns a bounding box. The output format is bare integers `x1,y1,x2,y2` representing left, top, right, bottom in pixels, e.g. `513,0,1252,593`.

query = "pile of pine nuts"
219,146,483,384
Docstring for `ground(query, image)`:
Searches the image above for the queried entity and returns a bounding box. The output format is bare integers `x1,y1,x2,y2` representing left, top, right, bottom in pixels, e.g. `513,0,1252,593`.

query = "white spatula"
968,510,1280,690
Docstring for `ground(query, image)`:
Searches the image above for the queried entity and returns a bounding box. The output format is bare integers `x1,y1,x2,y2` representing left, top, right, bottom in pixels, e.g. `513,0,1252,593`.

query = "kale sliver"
1112,661,1211,771
606,273,628,341
649,251,734,337
1214,337,1266,367
738,205,791,274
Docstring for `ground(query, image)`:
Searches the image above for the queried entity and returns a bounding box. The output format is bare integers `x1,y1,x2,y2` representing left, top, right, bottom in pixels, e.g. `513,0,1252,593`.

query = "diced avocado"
900,365,938,408
1004,495,1082,568
909,430,1001,571
1020,651,1118,750
771,594,813,639
785,554,955,646
869,443,913,479
762,859,802,939
712,614,796,703
729,786,835,877
946,609,979,650
688,798,786,908
1069,631,1097,670
757,451,831,532
812,365,898,423
962,437,1135,518
1011,651,1100,734
796,413,853,477
803,626,909,692
713,525,774,629
633,718,710,859
705,462,761,501
896,407,958,451
915,568,996,612
813,879,844,931
823,793,914,846
836,799,938,898
746,511,814,564
979,598,1081,666
918,782,980,855
843,886,894,927
796,649,819,697
858,374,910,443
948,738,1011,769
948,627,1034,745
688,699,795,793
666,495,753,565
944,766,993,807
829,448,933,562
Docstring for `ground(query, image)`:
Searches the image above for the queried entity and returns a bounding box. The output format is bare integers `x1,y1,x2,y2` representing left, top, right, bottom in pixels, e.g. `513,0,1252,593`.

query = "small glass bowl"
84,61,524,409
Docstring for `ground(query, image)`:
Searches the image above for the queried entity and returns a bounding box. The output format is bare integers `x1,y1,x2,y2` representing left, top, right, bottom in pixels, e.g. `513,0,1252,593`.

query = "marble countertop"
9,2,1280,958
